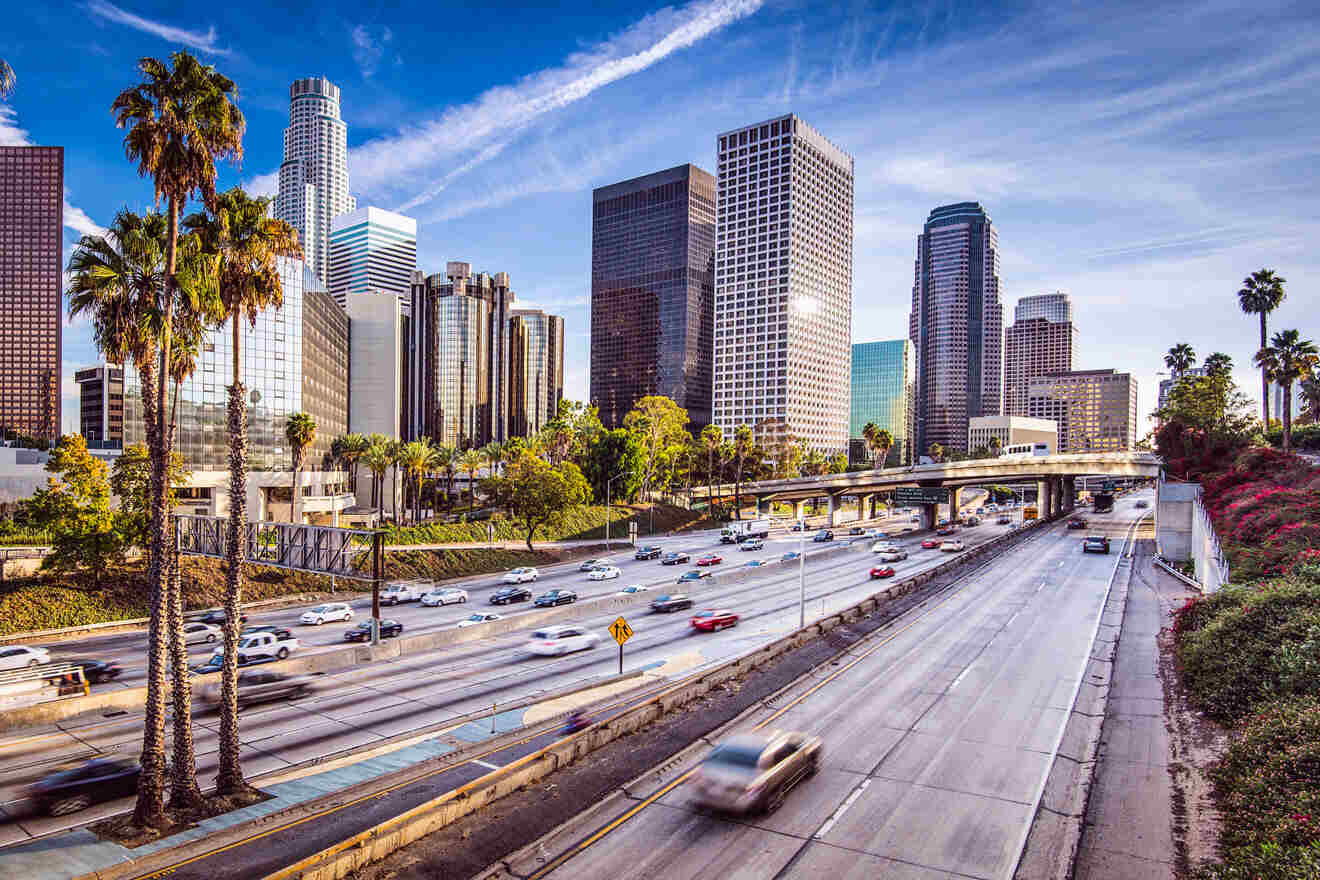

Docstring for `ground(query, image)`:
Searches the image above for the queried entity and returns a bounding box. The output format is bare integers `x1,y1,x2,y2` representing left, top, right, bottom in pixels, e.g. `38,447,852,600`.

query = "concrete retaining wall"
1155,480,1229,593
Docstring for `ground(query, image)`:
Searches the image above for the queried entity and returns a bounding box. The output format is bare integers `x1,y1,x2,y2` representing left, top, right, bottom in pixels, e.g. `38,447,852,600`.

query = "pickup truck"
380,580,431,606
213,631,299,664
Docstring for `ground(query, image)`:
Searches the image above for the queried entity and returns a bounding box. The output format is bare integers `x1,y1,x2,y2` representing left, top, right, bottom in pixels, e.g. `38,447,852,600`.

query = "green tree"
731,424,754,519
482,453,591,550
928,443,944,463
398,439,434,523
284,413,317,522
22,436,123,588
1299,377,1320,426
459,448,484,506
1238,269,1287,426
480,441,504,477
110,443,188,552
113,50,243,828
828,452,848,474
1255,329,1319,454
623,396,689,502
987,435,1002,458
1164,343,1197,377
801,449,826,476
1204,352,1233,379
581,428,646,503
1155,370,1256,477
362,439,391,525
432,443,457,513
699,425,723,506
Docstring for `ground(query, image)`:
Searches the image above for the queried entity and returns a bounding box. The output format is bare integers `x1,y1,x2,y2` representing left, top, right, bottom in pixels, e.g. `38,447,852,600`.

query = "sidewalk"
1073,542,1195,879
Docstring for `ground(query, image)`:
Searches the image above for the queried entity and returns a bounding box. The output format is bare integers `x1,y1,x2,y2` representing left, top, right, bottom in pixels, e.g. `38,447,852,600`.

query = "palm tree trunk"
216,308,248,793
1261,313,1271,427
1283,384,1293,453
166,380,202,809
391,463,398,524
291,456,301,523
734,456,743,520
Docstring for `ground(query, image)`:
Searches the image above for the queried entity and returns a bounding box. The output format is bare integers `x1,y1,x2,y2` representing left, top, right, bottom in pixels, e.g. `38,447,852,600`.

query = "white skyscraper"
712,114,854,453
275,77,356,285
328,206,417,309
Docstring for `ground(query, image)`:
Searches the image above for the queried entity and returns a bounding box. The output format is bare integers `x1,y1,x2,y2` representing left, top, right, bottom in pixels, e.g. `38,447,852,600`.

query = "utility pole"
798,525,806,629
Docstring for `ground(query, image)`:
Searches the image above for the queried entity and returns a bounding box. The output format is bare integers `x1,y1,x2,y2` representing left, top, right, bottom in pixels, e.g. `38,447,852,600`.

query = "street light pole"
798,525,806,629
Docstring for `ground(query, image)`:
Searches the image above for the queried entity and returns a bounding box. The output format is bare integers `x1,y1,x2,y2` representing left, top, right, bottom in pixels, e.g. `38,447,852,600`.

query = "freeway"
0,512,1012,847
514,492,1149,880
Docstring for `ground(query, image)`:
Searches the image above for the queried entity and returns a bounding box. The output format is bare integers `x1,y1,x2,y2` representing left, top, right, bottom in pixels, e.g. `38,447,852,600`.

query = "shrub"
1194,842,1320,880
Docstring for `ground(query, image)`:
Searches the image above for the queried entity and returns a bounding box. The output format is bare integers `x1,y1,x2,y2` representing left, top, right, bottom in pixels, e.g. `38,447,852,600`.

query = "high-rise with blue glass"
849,340,915,466
908,202,1004,456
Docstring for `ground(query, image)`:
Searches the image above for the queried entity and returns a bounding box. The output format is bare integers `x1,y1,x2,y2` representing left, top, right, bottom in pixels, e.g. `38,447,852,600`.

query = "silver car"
690,730,822,814
182,622,221,645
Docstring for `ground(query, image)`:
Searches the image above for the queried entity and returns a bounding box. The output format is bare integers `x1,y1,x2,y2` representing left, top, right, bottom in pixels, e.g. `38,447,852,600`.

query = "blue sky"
2,0,1316,436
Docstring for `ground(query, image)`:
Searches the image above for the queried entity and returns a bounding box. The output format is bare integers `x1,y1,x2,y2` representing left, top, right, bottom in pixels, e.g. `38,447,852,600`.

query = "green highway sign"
894,486,949,506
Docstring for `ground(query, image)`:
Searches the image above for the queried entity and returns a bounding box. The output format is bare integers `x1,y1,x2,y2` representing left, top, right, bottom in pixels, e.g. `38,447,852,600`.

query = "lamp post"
798,520,806,630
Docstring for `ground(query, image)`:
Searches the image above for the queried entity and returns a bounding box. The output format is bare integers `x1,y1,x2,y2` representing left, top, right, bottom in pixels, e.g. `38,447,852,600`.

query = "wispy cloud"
351,24,393,79
86,0,230,55
1,108,104,238
63,197,106,238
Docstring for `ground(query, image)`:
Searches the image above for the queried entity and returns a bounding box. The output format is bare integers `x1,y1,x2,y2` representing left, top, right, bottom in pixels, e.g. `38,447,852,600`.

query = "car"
525,625,601,656
651,593,694,613
920,539,941,549
458,612,503,627
587,565,622,581
71,659,123,684
214,630,299,664
661,551,690,565
940,540,965,552
343,619,403,641
871,542,902,554
937,518,951,527
812,530,834,543
1082,535,1111,554
200,670,314,708
976,507,986,515
300,602,354,625
634,545,663,560
936,526,956,536
870,565,897,579
909,515,920,523
965,516,982,526
579,558,614,571
874,549,908,562
617,584,649,595
0,645,50,670
678,570,711,582
690,730,822,814
781,551,801,561
380,581,429,605
502,567,539,584
240,625,293,641
535,589,578,607
696,554,723,567
690,609,739,632
30,758,141,817
490,586,532,605
997,515,1013,525
182,621,221,645
790,521,805,532
847,526,865,536
1135,499,1149,509
198,609,246,626
1067,518,1088,530
421,587,469,606
744,559,764,567
863,528,884,538
740,538,764,551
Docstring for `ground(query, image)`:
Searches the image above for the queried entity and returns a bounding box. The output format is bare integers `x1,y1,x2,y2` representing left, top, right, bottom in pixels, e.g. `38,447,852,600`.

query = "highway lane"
519,492,1150,880
0,514,1012,844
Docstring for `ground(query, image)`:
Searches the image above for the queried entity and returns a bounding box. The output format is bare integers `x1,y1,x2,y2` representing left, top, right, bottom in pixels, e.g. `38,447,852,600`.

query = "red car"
921,539,941,549
690,609,739,632
696,554,723,567
870,566,896,579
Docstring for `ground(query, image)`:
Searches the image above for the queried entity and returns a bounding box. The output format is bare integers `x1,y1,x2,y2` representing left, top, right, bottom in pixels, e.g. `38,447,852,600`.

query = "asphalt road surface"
516,494,1150,880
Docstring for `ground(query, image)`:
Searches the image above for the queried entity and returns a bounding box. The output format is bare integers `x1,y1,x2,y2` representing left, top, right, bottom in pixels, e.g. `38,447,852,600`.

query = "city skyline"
0,0,1314,436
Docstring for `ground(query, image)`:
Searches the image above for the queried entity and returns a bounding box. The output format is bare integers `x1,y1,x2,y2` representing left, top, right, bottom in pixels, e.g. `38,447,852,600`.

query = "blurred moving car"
690,609,739,632
559,709,593,736
380,581,429,606
421,587,468,606
871,542,902,554
997,515,1013,525
651,594,694,613
847,526,865,536
199,610,247,626
678,570,711,583
920,539,941,549
458,612,503,627
1067,518,1088,530
200,670,314,708
870,565,897,579
696,554,723,566
617,584,649,595
689,730,822,814
30,758,141,816
1082,535,1111,554
1135,499,1150,508
781,551,801,561
661,551,691,566
343,619,402,641
579,558,612,571
812,530,834,543
587,565,621,581
740,539,764,551
535,589,578,607
525,625,600,656
73,659,122,684
490,586,532,605
873,549,908,562
634,545,663,560
212,630,298,664
0,645,50,670
936,526,956,536
502,567,539,584
300,602,354,625
790,521,805,531
183,622,221,645
939,540,965,552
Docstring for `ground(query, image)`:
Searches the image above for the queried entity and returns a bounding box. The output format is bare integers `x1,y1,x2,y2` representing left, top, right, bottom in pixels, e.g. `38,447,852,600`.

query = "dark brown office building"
0,146,62,443
74,364,125,449
591,164,715,429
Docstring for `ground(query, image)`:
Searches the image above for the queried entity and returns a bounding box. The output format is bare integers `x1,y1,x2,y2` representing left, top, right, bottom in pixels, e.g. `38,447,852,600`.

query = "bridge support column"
1052,479,1064,517
921,503,937,531
950,486,964,521
793,500,805,522
1062,479,1076,513
859,493,873,521
826,493,836,527
1036,480,1051,519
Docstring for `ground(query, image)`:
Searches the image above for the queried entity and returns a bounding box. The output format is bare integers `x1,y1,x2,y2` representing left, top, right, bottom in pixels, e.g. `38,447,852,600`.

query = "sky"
2,0,1316,438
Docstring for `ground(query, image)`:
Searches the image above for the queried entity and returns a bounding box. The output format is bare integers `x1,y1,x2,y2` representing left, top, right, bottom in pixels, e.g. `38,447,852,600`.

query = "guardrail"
1154,555,1203,592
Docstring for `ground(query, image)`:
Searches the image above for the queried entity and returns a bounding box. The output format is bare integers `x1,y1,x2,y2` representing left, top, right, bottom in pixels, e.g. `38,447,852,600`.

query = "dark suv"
634,545,663,560
661,551,690,566
490,586,532,605
1082,535,1110,554
650,594,694,613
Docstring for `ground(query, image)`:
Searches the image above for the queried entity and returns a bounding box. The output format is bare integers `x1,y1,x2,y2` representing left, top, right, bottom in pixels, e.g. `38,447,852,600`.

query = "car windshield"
531,630,558,639
707,742,763,768
466,614,486,622
694,611,715,618
310,605,331,613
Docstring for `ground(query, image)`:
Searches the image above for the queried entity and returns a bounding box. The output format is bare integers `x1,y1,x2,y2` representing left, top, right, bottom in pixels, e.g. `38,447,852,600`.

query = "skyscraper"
407,263,515,448
1028,369,1139,452
0,146,62,443
74,364,125,449
275,77,356,285
908,202,1004,456
849,340,914,466
328,206,417,309
590,165,714,429
1004,291,1077,416
510,310,565,438
713,115,854,452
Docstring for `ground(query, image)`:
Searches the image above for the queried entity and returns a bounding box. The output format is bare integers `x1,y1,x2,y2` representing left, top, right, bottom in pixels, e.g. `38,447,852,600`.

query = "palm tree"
384,437,402,523
928,443,944,463
459,449,484,507
0,58,15,97
699,425,722,510
1203,352,1233,378
861,422,879,469
1255,330,1319,453
398,440,433,523
362,439,391,525
875,428,895,469
1299,377,1320,426
284,413,317,522
113,51,243,829
1163,343,1196,377
336,432,369,491
436,444,458,513
732,424,753,520
183,188,298,795
1238,269,1288,425
480,441,503,478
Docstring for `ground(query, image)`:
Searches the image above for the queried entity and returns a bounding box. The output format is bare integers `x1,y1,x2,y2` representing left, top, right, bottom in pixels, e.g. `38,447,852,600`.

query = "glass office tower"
849,340,915,466
510,309,564,438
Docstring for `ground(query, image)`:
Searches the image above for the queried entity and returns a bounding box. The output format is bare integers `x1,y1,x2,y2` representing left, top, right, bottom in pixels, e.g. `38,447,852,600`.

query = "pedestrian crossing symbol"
609,616,634,646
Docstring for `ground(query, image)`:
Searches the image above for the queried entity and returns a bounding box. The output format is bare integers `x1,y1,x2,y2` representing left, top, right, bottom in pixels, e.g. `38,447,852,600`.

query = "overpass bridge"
695,451,1162,527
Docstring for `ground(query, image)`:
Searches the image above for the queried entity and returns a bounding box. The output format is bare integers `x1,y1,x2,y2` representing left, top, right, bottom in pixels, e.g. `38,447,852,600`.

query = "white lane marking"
471,759,501,771
1006,611,1020,627
1037,581,1046,592
950,668,970,689
815,778,869,839
1058,561,1065,567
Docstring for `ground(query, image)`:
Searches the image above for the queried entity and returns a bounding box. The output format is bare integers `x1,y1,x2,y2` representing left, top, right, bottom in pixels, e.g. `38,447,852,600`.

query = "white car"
212,632,299,663
299,603,354,625
940,540,966,552
183,622,222,645
525,625,601,656
875,549,909,562
588,565,621,581
502,567,539,584
871,542,903,554
0,645,50,670
421,588,469,606
457,612,503,628
617,584,649,595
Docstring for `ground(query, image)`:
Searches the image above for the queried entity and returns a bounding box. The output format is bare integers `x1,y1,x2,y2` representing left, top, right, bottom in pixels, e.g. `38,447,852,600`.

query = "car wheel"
276,647,289,660
315,617,324,625
49,794,92,816
764,785,786,814
461,597,467,604
206,633,217,643
27,659,39,668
